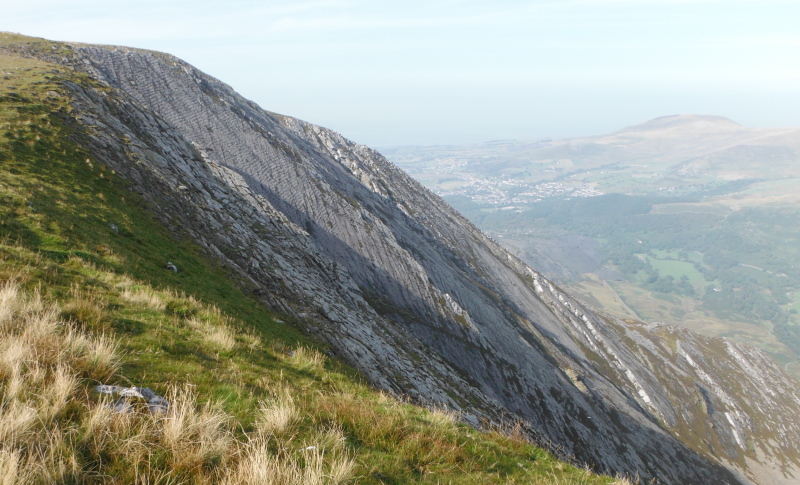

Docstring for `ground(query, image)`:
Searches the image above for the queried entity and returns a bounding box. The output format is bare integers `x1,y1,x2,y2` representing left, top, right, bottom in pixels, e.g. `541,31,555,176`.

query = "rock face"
5,36,800,484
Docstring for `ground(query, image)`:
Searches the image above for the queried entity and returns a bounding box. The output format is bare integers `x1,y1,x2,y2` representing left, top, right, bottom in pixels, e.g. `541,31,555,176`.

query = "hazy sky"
4,0,800,146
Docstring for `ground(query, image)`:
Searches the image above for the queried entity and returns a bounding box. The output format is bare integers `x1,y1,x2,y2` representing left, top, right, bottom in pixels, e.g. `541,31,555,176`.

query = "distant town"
415,157,603,208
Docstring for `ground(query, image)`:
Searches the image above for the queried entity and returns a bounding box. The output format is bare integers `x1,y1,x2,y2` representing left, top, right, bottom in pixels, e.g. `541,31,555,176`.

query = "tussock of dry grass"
255,392,301,438
186,316,237,352
119,285,167,312
612,474,639,485
227,437,355,485
61,285,108,330
423,404,459,429
159,385,234,473
288,346,327,372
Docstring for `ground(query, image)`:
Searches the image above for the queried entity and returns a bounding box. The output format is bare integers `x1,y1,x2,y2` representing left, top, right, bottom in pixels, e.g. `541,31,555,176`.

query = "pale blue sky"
4,0,800,146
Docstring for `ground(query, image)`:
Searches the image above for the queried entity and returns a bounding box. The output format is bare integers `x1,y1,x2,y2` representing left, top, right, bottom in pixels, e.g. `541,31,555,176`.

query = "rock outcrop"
95,385,170,414
4,35,800,484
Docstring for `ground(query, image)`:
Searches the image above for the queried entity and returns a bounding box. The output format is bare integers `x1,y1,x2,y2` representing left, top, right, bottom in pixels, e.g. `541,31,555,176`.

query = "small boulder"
95,385,170,414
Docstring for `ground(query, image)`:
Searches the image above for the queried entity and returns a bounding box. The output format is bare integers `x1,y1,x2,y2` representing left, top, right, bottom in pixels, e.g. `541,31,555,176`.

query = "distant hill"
616,114,744,132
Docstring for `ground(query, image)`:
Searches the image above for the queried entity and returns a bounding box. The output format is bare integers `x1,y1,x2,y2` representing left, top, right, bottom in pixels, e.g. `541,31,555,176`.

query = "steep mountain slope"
0,35,617,485
4,34,800,484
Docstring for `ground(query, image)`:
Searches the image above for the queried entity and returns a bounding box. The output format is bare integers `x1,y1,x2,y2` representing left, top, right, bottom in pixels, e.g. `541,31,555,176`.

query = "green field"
645,253,706,284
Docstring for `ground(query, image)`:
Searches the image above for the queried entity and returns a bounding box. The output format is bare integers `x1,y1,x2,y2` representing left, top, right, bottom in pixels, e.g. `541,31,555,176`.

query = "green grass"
644,256,705,284
0,36,623,484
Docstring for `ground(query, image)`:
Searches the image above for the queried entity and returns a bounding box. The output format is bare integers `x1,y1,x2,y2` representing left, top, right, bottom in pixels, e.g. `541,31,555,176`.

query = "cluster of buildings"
436,175,604,207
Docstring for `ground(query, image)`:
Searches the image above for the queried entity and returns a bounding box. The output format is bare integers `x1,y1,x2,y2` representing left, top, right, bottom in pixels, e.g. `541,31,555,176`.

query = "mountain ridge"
4,33,800,484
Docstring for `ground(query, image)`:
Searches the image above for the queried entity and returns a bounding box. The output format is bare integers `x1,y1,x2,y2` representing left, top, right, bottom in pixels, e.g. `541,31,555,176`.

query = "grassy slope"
0,36,621,484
